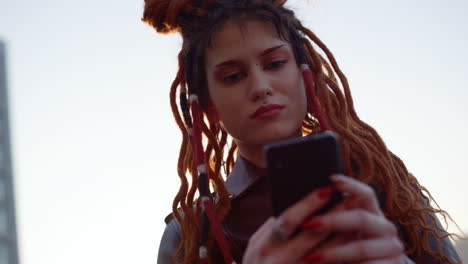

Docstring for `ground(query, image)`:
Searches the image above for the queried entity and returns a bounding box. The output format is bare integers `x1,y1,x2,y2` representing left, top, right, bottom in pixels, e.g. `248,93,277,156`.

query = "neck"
236,142,268,168
235,130,304,169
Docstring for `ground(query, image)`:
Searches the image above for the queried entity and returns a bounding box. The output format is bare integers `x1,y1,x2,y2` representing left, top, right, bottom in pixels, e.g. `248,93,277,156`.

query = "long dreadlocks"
142,1,460,263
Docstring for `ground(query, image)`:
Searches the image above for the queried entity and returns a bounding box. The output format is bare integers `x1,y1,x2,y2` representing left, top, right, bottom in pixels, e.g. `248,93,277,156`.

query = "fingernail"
317,186,335,199
302,217,322,229
302,252,322,262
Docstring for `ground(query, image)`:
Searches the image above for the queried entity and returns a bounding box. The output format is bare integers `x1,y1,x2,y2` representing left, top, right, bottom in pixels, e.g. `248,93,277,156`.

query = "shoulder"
157,214,181,264
165,212,176,224
369,182,460,263
420,214,460,263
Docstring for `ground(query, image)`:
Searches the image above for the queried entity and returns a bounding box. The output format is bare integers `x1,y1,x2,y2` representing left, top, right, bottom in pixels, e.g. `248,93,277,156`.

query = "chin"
254,126,303,145
226,119,304,146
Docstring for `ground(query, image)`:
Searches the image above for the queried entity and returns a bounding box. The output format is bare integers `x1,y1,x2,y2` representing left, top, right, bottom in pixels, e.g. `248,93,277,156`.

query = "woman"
142,0,461,263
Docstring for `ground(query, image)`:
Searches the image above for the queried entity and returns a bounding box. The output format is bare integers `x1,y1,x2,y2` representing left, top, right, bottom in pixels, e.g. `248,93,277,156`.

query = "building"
0,41,20,264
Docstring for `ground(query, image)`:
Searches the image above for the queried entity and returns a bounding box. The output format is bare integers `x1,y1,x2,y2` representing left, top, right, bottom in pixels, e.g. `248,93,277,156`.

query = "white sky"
0,0,467,263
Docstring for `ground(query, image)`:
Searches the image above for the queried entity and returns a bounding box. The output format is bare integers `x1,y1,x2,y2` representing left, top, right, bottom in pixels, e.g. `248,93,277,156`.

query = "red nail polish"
303,252,322,262
302,217,322,229
318,186,334,199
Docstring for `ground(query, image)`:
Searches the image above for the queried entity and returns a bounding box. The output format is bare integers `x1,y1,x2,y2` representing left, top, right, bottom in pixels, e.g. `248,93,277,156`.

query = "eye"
223,72,245,84
264,60,286,70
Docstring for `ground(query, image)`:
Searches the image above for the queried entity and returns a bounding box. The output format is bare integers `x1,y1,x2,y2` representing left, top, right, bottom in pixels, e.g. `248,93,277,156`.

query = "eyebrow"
214,44,286,68
260,44,285,57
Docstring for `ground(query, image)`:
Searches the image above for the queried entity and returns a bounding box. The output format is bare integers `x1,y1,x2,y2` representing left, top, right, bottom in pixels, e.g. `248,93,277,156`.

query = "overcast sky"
0,0,467,263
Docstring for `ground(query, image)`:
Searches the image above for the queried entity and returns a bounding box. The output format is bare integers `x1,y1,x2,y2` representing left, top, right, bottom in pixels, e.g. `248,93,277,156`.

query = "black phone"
264,131,345,216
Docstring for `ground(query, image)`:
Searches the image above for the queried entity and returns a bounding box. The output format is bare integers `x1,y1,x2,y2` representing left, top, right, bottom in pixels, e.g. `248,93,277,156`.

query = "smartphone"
264,131,345,216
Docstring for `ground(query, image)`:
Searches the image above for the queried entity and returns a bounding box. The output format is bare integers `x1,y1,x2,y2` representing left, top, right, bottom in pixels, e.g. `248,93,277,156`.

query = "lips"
250,104,285,119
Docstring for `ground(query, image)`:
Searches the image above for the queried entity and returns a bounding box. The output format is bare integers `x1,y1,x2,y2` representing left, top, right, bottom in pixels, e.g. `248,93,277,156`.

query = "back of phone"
265,131,345,216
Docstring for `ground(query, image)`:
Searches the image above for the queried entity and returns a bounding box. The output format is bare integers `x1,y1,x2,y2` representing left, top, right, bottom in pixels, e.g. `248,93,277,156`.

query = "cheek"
208,91,242,130
288,76,308,120
210,90,236,115
295,89,308,118
295,71,307,104
284,70,307,106
298,81,308,107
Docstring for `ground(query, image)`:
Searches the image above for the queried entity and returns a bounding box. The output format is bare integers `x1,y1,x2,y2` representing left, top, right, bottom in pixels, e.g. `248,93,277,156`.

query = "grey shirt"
157,156,460,263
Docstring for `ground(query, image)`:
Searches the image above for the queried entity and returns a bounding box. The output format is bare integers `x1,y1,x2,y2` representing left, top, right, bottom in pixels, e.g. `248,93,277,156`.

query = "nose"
248,67,273,102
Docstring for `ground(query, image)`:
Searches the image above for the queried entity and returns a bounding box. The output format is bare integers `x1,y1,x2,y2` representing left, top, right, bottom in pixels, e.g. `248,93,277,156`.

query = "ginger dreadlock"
142,0,460,263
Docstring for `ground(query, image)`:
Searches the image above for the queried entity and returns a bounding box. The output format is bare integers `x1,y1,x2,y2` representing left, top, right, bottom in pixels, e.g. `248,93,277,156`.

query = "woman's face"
204,19,308,148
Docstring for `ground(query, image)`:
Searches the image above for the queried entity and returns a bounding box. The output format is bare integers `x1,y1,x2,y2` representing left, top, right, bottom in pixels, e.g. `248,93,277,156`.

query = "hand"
242,185,339,264
301,175,405,263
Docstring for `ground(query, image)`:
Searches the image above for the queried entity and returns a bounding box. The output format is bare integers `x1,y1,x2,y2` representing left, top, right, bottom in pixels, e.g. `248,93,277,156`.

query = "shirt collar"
225,155,267,199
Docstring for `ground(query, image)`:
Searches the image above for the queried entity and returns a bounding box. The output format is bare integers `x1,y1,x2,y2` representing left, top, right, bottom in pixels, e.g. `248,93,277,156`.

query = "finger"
248,217,275,247
302,209,398,238
296,193,348,235
298,232,356,264
277,185,336,239
281,229,331,259
310,231,355,251
256,217,276,237
331,174,382,214
303,237,404,263
248,219,332,264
